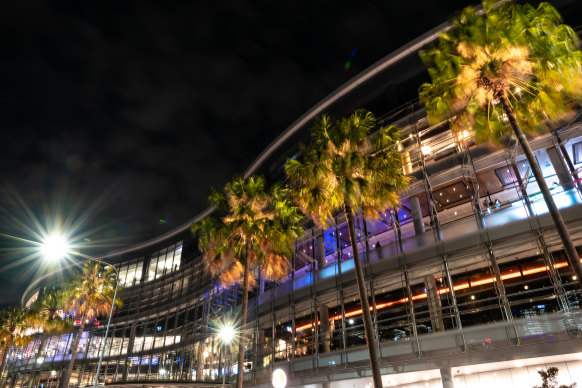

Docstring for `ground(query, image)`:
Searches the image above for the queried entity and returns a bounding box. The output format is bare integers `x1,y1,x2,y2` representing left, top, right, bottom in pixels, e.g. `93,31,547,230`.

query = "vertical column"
553,130,582,194
313,301,334,388
319,305,330,353
424,275,444,333
335,221,347,355
195,342,204,381
56,332,74,387
316,231,326,270
546,146,575,191
208,337,215,381
187,346,195,381
8,369,19,388
199,294,211,381
271,313,276,375
410,196,425,235
256,329,265,368
122,321,136,381
394,210,420,354
440,367,454,388
259,267,265,295
78,326,95,386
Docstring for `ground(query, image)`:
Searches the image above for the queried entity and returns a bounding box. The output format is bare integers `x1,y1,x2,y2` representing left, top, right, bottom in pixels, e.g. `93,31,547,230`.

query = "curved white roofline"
243,21,450,178
100,21,451,260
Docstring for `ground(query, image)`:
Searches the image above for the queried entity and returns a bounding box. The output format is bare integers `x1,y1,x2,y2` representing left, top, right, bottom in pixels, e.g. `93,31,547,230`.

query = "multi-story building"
11,3,582,387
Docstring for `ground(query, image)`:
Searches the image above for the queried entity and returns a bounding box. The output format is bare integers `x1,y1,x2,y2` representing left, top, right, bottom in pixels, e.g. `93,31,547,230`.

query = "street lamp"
218,324,234,345
217,321,235,387
40,235,70,262
38,234,119,388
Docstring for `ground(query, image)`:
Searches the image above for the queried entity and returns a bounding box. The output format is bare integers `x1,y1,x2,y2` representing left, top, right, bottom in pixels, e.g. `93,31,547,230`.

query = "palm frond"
193,175,302,290
419,0,582,143
286,109,409,226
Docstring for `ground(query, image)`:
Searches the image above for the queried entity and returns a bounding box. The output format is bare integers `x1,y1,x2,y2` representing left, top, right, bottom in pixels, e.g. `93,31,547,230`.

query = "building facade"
10,4,582,387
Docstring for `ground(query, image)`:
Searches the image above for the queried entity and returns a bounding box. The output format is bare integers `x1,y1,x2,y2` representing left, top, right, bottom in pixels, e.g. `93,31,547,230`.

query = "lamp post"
217,322,234,387
53,250,119,388
33,234,119,388
81,253,119,388
60,250,119,388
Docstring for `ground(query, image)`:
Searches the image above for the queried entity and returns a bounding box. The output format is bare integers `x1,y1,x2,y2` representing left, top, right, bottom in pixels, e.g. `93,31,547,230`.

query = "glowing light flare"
40,234,70,261
457,130,470,141
470,278,495,287
218,324,235,344
344,48,357,70
501,272,522,280
272,369,287,388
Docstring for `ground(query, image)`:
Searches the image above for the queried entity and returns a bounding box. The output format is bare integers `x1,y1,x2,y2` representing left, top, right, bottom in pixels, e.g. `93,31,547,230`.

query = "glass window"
115,258,144,287
146,242,183,281
573,141,582,165
118,267,128,286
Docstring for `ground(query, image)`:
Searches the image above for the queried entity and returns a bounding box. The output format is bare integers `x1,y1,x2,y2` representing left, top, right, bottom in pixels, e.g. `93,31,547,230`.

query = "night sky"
2,0,571,306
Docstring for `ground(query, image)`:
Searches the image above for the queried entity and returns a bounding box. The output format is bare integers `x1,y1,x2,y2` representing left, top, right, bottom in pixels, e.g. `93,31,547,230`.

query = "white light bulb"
41,235,69,261
219,324,235,344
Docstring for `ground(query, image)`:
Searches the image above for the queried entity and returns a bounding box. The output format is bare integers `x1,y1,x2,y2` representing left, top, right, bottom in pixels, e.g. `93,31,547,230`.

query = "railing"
243,179,582,385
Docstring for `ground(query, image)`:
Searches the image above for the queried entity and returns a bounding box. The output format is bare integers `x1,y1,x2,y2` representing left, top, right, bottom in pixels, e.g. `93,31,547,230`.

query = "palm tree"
26,289,72,388
285,109,408,388
59,262,120,388
419,0,582,285
0,306,33,385
192,176,302,388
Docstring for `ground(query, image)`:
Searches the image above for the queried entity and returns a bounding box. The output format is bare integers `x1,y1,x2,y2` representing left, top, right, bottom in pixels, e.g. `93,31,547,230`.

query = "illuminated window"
147,242,183,281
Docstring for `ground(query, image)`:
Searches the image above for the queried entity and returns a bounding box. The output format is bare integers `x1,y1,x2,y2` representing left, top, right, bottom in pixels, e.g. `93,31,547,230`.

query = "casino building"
11,2,582,387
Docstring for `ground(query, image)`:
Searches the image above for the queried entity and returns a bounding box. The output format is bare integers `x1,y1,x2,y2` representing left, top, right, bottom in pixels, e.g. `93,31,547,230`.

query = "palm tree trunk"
59,319,86,388
553,130,582,195
344,200,383,388
236,251,250,388
0,339,13,385
500,94,582,286
27,334,47,388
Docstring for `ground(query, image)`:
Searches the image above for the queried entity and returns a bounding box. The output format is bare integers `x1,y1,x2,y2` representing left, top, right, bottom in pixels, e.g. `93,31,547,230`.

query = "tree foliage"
533,367,576,388
192,175,302,388
419,0,582,144
285,109,408,388
0,306,32,350
28,288,72,336
0,305,33,383
193,175,303,287
63,262,122,321
285,108,408,225
58,262,122,388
